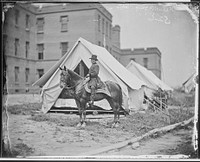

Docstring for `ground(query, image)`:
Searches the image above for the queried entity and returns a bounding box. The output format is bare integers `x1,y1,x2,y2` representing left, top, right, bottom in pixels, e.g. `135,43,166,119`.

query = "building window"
25,41,29,58
98,41,101,46
98,15,101,32
143,58,148,68
37,44,44,60
60,16,68,32
15,9,19,26
61,42,68,56
159,58,161,68
106,21,108,36
37,17,44,33
15,38,19,56
26,14,30,29
14,66,19,82
37,69,44,78
3,34,7,54
25,68,29,82
102,18,104,34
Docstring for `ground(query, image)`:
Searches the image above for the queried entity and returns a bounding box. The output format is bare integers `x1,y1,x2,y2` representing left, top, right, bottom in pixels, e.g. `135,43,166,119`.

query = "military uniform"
87,55,103,106
87,63,101,88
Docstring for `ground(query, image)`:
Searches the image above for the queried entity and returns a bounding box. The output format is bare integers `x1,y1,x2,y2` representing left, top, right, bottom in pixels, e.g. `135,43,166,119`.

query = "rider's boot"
89,86,95,108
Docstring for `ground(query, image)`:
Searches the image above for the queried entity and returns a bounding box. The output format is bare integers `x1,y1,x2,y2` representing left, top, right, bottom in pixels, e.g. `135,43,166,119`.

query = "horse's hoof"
111,123,116,128
115,122,119,128
81,122,86,128
86,103,90,108
76,122,82,127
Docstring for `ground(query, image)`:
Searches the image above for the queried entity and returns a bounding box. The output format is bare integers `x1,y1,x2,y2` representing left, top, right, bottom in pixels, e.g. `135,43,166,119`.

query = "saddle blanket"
84,82,111,97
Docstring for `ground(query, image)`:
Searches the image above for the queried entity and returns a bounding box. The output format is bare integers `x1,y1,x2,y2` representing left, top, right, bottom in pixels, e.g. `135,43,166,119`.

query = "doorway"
74,60,89,77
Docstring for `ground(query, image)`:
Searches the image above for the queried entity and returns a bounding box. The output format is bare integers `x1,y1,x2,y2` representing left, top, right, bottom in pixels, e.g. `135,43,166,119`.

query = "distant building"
3,3,162,93
35,3,114,78
3,4,37,93
121,47,162,79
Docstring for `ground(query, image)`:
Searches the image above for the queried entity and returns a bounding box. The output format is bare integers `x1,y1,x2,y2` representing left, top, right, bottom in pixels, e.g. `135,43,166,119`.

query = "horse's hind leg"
114,104,121,128
115,108,120,127
111,109,117,128
107,99,120,128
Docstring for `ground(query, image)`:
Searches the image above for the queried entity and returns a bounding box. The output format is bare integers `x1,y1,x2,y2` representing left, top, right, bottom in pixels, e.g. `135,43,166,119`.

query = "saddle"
84,78,111,97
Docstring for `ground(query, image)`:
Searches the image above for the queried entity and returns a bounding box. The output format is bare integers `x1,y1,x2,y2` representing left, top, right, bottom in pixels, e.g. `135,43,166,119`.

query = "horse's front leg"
75,100,83,127
112,104,121,128
80,100,87,128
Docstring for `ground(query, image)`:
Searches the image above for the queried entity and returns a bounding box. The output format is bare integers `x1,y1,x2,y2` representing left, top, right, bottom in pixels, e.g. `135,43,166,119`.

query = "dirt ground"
4,94,197,159
7,111,196,159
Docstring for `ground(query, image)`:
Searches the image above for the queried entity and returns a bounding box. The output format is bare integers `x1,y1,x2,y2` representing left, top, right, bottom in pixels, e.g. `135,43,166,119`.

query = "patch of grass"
119,112,167,136
29,114,79,127
11,143,34,157
168,90,195,107
168,107,194,124
7,103,42,115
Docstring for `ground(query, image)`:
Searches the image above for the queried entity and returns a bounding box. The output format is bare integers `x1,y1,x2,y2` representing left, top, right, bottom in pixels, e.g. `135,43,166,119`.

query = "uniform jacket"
89,63,99,78
87,63,104,89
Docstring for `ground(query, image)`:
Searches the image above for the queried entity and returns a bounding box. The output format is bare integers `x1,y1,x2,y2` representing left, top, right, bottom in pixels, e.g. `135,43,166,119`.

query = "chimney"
112,25,121,48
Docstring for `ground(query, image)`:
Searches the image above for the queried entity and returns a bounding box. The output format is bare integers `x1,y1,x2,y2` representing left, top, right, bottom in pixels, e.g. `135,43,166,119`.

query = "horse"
59,66,129,128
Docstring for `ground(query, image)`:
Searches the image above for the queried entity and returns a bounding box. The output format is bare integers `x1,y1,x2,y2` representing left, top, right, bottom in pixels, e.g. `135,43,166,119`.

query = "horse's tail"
116,83,130,116
116,83,123,107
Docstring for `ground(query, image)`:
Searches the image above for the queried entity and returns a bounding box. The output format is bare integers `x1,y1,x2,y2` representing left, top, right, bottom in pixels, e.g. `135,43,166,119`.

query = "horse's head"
59,66,71,89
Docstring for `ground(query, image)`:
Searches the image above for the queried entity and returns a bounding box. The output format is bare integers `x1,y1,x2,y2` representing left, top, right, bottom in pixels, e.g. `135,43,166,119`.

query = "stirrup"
86,101,93,108
87,101,94,108
89,100,94,105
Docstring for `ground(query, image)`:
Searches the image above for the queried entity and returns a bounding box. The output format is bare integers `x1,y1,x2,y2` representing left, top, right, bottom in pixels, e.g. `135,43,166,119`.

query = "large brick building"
121,47,162,79
3,4,38,93
3,3,161,93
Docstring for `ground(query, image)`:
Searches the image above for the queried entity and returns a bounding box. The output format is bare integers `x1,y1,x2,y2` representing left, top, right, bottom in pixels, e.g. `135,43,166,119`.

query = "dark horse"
59,66,129,128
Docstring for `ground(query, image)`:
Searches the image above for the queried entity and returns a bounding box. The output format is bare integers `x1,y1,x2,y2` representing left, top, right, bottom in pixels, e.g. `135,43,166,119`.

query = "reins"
64,76,89,94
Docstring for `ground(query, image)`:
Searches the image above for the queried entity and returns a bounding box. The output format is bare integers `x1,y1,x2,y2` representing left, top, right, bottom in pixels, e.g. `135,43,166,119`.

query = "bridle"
60,71,74,90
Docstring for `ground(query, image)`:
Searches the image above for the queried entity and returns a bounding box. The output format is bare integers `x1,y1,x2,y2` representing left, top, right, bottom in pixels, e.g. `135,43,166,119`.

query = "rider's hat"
89,55,98,61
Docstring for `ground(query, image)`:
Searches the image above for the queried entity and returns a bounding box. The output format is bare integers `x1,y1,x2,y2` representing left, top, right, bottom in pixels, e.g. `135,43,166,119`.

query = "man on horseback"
86,55,103,107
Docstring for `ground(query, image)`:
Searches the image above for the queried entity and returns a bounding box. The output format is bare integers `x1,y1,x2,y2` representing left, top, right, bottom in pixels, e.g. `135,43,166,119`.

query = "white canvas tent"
182,73,196,93
33,38,147,113
126,60,173,91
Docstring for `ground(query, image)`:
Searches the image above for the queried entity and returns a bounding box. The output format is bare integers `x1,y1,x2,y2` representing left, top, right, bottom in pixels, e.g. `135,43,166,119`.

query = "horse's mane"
68,69,83,81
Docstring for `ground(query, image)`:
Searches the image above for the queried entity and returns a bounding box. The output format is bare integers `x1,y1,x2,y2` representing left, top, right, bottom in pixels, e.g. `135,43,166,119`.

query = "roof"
126,60,173,91
33,37,146,90
182,73,196,93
